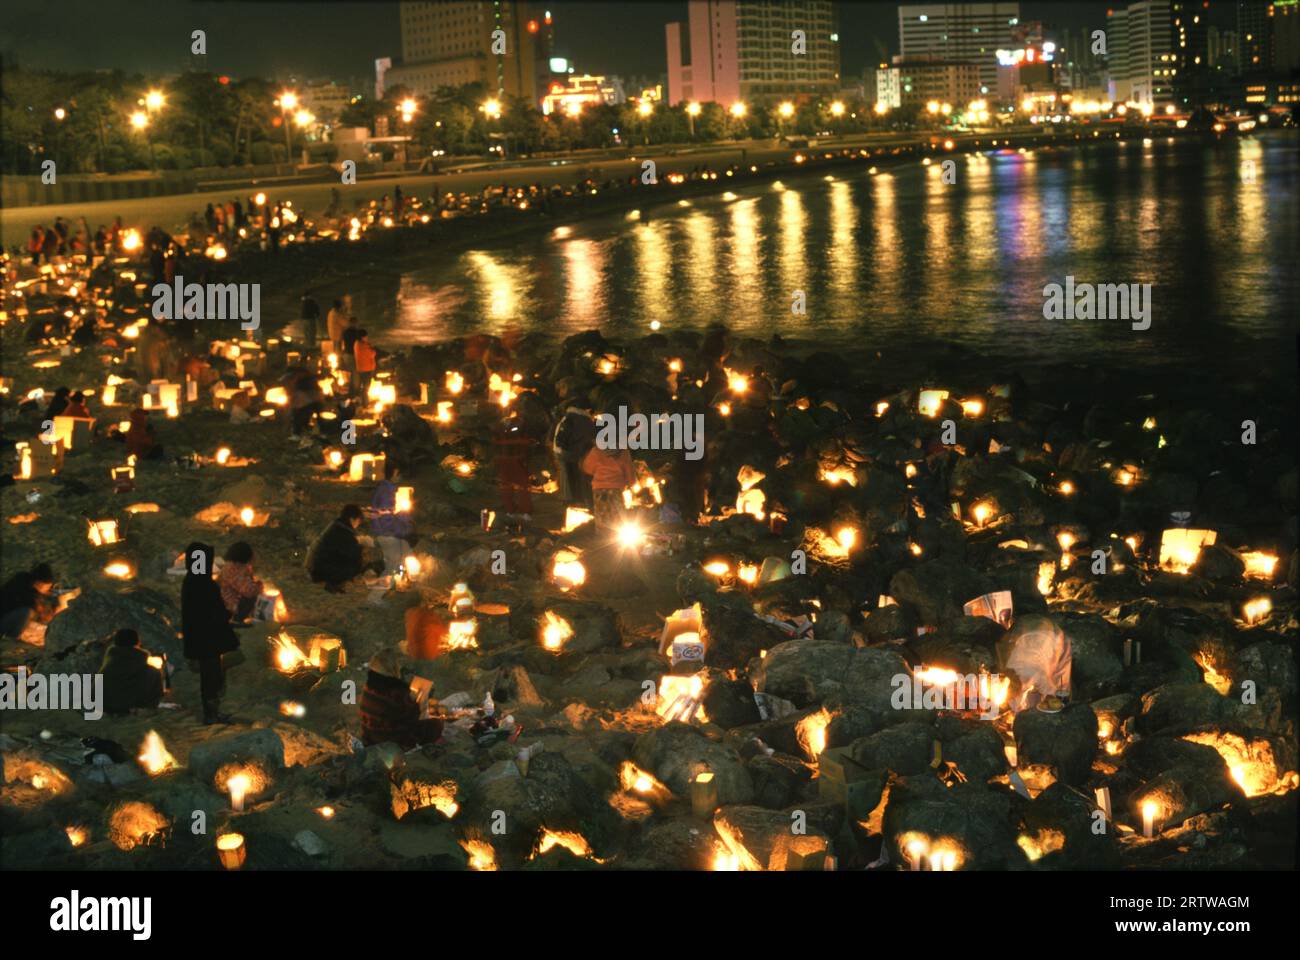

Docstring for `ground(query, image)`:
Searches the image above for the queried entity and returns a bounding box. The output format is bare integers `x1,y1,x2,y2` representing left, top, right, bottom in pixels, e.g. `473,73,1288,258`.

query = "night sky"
0,1,1136,89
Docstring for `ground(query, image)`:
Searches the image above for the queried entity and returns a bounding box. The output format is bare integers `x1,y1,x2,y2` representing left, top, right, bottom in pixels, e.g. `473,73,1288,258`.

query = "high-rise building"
386,1,540,102
1055,26,1108,93
876,57,983,109
664,1,840,106
1276,0,1300,73
1237,0,1273,73
1171,1,1212,105
1106,0,1176,105
897,3,1022,94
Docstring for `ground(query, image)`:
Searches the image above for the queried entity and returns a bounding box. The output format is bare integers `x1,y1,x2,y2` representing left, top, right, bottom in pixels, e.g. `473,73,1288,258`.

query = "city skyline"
2,1,1133,87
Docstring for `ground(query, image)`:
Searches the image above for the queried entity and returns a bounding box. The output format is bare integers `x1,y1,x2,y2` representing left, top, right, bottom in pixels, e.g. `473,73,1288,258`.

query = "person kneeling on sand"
360,648,444,749
306,504,375,592
99,628,165,716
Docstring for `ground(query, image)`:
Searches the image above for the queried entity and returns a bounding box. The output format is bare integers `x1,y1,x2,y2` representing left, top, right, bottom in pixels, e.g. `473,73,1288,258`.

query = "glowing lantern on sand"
541,611,573,652
448,619,478,650
1242,597,1271,625
552,550,586,591
798,708,833,759
87,520,120,546
395,486,414,514
239,506,256,526
1159,529,1216,574
918,389,949,418
103,561,134,579
216,833,246,870
563,506,593,532
137,730,176,775
436,401,454,424
216,447,232,465
1241,551,1279,581
445,371,464,394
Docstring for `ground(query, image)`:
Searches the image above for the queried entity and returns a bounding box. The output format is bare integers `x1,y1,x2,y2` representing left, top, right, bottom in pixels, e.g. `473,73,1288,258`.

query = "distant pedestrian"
300,291,321,348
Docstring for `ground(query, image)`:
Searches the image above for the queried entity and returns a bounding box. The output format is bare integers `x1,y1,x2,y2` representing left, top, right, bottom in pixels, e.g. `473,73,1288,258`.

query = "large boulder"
44,588,182,662
888,560,990,624
1013,703,1098,785
632,723,753,806
185,728,286,786
881,776,1023,870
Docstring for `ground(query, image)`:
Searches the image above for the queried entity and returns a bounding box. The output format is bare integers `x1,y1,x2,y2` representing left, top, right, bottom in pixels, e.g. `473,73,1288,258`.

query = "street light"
294,109,315,128
873,101,889,116
637,100,654,117
277,91,298,163
829,100,845,117
54,107,66,121
482,98,502,120
686,100,701,138
145,90,165,112
729,102,747,118
400,97,417,124
778,101,795,118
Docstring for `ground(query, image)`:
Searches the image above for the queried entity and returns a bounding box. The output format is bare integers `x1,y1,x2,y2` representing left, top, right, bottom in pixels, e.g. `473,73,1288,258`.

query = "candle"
228,772,251,812
691,771,718,819
906,837,929,871
1142,800,1158,838
1095,787,1112,820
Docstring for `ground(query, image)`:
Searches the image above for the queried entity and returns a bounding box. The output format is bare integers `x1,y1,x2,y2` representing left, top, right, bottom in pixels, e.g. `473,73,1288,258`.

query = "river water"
378,133,1298,369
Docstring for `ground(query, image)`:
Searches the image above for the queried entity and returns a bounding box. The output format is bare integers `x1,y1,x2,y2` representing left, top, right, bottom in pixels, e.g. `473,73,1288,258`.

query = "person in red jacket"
360,648,443,749
581,441,635,529
492,414,532,521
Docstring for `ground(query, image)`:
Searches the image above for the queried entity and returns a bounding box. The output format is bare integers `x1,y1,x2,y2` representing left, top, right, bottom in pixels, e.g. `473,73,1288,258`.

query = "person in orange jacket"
581,442,635,529
353,329,377,396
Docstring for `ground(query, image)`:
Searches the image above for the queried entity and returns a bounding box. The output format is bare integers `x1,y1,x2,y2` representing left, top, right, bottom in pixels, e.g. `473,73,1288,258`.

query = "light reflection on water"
385,135,1297,366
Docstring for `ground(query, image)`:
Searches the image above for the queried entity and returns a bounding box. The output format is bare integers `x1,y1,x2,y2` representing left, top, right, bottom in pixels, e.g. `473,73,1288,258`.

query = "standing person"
299,291,321,350
181,542,240,725
28,226,45,265
204,203,217,233
581,439,636,529
126,408,162,459
326,298,347,354
492,414,533,522
286,368,324,437
352,328,377,396
552,404,596,507
218,542,264,620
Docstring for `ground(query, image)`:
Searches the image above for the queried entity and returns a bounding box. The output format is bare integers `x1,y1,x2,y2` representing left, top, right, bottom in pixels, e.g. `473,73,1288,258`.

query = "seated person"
0,562,57,639
359,648,443,749
99,628,165,715
218,542,263,620
62,391,92,419
125,408,162,460
305,504,367,592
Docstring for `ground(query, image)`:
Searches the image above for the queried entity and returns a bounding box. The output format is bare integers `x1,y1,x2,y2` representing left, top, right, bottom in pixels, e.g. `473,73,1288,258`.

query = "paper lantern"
87,519,120,546
348,453,384,482
216,833,246,870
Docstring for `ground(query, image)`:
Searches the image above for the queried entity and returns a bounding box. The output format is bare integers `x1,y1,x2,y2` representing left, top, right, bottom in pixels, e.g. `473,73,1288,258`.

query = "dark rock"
1014,703,1098,785
701,677,761,728
632,723,753,806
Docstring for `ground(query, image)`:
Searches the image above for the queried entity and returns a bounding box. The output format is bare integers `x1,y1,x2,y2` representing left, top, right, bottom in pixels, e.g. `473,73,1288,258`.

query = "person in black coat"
305,505,367,592
99,629,165,715
181,542,240,724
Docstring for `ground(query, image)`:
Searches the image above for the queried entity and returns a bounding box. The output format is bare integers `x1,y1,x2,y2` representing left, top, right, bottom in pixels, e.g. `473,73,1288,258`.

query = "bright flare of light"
130,111,148,131
730,102,747,117
137,731,176,775
778,101,795,119
278,91,298,110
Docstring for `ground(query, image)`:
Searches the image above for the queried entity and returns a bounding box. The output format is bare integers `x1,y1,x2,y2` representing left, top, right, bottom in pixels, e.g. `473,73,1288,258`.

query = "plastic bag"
995,615,1071,710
